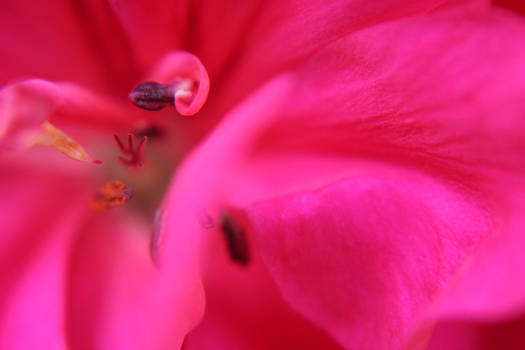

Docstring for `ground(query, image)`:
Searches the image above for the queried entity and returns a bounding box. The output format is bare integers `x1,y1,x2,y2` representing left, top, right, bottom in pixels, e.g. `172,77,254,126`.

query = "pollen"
36,121,101,164
92,180,132,210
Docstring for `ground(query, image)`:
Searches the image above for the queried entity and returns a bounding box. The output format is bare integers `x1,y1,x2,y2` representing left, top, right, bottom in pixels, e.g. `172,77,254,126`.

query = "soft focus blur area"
2,1,525,350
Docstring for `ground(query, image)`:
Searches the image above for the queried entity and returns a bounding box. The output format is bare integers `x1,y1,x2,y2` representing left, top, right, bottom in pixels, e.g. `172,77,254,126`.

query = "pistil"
114,133,147,168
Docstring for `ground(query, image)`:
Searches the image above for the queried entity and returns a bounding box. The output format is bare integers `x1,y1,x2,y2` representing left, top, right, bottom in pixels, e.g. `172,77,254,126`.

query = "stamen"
220,212,250,266
35,121,101,164
92,180,132,210
129,51,210,115
128,79,196,112
114,133,147,168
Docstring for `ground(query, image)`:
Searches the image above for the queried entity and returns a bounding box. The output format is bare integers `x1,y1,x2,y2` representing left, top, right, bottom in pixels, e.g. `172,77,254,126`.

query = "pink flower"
2,1,525,350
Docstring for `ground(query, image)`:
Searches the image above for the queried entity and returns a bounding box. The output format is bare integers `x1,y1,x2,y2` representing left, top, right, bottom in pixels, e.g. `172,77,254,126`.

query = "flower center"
0,51,210,218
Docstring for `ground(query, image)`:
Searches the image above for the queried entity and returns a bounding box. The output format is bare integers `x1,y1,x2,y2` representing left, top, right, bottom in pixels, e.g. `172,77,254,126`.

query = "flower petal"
411,195,525,349
0,79,147,154
426,317,525,350
0,0,139,94
0,159,91,349
238,170,491,350
66,211,204,350
494,0,525,15
193,0,490,141
182,219,343,350
107,0,190,67
195,0,485,80
171,4,525,349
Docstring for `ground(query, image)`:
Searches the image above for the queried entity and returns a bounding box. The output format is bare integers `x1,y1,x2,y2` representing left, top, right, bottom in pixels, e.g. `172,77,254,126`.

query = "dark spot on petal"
220,212,250,266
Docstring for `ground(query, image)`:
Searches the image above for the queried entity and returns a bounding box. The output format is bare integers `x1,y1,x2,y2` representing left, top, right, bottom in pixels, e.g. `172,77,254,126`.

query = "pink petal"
426,317,525,350
182,218,343,350
66,211,204,350
141,75,295,347
0,0,139,94
0,141,206,349
0,79,145,151
494,0,525,15
0,160,91,349
415,197,525,348
107,0,190,67
195,0,484,80
166,4,525,349
239,172,491,350
194,0,490,142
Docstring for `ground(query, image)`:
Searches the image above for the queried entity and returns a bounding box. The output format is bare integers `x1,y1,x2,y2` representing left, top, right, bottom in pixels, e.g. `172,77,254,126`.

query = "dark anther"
114,133,147,168
220,212,250,266
129,81,176,111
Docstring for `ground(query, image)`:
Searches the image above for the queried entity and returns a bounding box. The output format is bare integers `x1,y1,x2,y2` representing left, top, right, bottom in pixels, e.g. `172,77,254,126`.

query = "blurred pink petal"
0,154,205,350
0,160,91,349
494,0,525,15
426,317,525,350
182,215,343,350
66,212,204,350
0,79,130,139
106,0,190,67
1,0,525,349
0,1,139,94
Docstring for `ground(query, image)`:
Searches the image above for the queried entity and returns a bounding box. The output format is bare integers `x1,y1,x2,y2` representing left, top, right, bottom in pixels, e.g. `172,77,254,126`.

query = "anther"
128,79,196,112
114,133,147,168
92,180,132,210
220,212,250,266
36,121,101,164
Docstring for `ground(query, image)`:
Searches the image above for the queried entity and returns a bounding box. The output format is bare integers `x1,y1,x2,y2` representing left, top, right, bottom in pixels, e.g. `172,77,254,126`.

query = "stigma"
35,121,101,164
114,133,147,168
92,180,132,210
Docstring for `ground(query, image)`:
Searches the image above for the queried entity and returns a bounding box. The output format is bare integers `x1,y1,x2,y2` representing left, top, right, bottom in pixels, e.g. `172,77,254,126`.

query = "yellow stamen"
35,121,95,163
